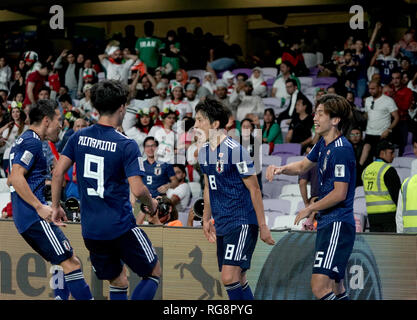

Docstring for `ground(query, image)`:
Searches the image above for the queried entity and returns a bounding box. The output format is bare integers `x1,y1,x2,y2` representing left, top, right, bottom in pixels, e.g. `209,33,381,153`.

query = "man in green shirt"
135,21,162,74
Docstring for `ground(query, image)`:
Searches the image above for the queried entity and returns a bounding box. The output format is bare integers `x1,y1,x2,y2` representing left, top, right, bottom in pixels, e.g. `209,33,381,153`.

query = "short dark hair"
58,93,72,104
39,86,51,94
144,21,154,37
285,78,298,87
90,80,129,116
189,76,200,84
173,164,186,174
195,98,229,129
143,136,159,147
236,73,248,81
316,94,353,132
29,99,58,125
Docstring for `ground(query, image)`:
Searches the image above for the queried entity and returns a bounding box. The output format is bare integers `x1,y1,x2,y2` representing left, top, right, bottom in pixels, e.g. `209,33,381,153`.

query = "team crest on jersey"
62,240,71,252
237,161,249,174
335,164,345,177
216,160,224,173
322,156,328,172
154,167,162,175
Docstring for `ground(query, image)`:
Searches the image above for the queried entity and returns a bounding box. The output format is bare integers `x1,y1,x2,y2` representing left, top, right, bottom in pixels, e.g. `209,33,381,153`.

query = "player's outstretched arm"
202,175,216,243
243,175,275,245
10,164,52,221
266,157,315,182
294,181,348,225
128,175,158,216
51,155,73,226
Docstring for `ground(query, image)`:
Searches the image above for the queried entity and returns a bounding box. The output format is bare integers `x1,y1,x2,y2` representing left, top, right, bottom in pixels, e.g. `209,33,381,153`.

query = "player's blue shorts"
216,224,258,273
83,227,158,280
313,221,355,281
21,220,74,265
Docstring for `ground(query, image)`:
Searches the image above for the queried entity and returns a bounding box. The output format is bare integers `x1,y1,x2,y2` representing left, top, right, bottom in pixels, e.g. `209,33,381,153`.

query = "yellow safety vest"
362,161,397,214
401,174,417,233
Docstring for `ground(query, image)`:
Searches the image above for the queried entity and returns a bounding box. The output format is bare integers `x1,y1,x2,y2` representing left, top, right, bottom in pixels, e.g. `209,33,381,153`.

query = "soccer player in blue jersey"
266,94,355,300
135,136,178,225
9,100,93,300
194,99,275,301
51,80,161,300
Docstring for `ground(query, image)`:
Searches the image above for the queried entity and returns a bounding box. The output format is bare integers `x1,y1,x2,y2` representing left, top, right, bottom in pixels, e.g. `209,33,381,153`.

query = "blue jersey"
142,159,175,197
198,136,258,236
62,124,146,240
10,130,47,234
307,135,356,229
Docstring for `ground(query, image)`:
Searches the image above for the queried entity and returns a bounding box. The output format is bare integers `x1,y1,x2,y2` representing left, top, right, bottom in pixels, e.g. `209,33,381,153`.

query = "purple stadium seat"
263,199,292,215
266,78,275,88
354,97,362,108
262,155,282,167
403,145,417,158
232,68,252,78
392,157,414,169
407,132,413,145
272,143,301,157
312,77,337,88
309,67,319,76
262,180,289,199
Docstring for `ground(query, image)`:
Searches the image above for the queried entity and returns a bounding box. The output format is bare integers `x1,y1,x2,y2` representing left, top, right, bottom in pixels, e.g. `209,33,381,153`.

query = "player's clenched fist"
203,220,217,243
265,165,284,182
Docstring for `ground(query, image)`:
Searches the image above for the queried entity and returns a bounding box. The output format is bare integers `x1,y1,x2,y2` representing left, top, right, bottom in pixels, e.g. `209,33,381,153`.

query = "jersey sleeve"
123,139,145,178
330,147,353,183
165,164,175,178
61,131,78,161
12,139,40,171
198,146,207,175
306,139,321,163
234,144,256,178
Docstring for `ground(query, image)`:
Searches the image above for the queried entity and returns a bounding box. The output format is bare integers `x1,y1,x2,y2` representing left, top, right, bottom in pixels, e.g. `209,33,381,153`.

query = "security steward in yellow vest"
362,140,401,232
396,174,417,233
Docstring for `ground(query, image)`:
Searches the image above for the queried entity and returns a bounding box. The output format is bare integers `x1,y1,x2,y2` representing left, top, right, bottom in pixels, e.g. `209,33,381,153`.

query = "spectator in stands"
189,76,211,100
409,96,417,141
125,107,153,155
9,70,25,101
281,39,309,76
271,61,300,106
359,80,399,166
77,67,97,98
353,38,373,99
135,21,162,74
214,80,234,115
394,28,417,65
148,108,178,163
346,91,367,133
362,140,401,232
131,72,157,100
22,51,40,80
338,49,358,95
160,30,181,74
233,80,265,122
1,103,28,175
348,127,371,187
78,84,93,118
248,67,267,98
399,56,417,81
0,56,12,92
184,83,200,116
389,71,413,156
299,144,319,207
56,110,79,153
285,97,314,154
276,78,311,125
166,164,191,212
174,68,188,87
262,108,283,148
148,82,169,110
98,44,137,85
163,83,192,120
23,61,49,108
202,71,217,96
122,25,138,54
222,70,236,97
142,196,183,227
38,86,51,100
370,41,400,86
53,49,82,100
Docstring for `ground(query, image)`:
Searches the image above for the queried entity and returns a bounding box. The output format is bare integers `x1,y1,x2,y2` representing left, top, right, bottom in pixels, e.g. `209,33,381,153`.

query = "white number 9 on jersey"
84,154,104,198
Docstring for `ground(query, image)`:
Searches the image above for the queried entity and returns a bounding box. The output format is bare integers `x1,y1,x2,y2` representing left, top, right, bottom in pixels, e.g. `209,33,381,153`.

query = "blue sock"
52,268,70,300
64,269,93,300
131,276,159,300
320,292,336,300
336,291,349,300
225,282,243,300
109,285,128,300
241,281,254,300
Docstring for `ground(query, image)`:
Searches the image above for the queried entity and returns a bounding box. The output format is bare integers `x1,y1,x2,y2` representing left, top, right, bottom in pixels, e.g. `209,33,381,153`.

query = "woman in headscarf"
249,67,268,97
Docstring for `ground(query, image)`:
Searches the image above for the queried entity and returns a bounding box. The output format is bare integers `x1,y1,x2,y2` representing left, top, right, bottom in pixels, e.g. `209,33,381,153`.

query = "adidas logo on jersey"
332,266,339,273
241,255,247,261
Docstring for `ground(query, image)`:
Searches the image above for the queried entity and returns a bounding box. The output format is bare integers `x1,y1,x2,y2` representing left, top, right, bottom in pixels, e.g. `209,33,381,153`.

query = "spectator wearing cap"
125,107,154,155
248,67,267,98
184,83,199,117
54,49,83,100
202,71,217,96
388,71,414,156
77,67,96,98
98,43,138,85
78,84,94,117
0,56,12,92
23,61,49,108
233,80,265,122
359,80,399,167
148,81,169,110
271,61,300,106
22,51,40,79
163,82,192,120
221,70,236,97
214,79,235,117
362,139,402,232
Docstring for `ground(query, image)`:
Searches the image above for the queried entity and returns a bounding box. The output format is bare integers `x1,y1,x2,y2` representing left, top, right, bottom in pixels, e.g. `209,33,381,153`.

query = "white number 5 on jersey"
84,154,104,198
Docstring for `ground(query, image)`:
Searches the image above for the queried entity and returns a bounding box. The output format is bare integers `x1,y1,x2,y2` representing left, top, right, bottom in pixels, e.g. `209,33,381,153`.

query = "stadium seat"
263,198,292,215
187,69,206,83
262,67,278,80
402,145,417,158
354,186,365,199
396,167,411,182
392,157,414,169
177,210,189,227
262,143,270,156
309,66,319,76
411,159,417,176
231,68,252,78
354,97,363,108
302,53,317,68
312,77,337,88
407,132,413,145
353,197,367,216
278,195,303,215
316,51,324,65
269,215,303,230
280,183,310,198
263,97,281,109
188,182,202,198
272,143,301,156
285,155,305,165
298,76,314,89
262,180,289,199
262,155,282,167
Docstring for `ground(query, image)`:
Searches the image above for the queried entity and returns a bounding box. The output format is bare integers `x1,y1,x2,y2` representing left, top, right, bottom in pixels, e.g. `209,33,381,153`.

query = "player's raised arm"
266,157,316,182
242,175,275,245
128,175,158,216
202,174,216,243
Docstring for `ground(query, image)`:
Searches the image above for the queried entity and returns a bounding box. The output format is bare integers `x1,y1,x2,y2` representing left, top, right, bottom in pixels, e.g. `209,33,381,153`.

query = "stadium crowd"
0,20,417,231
